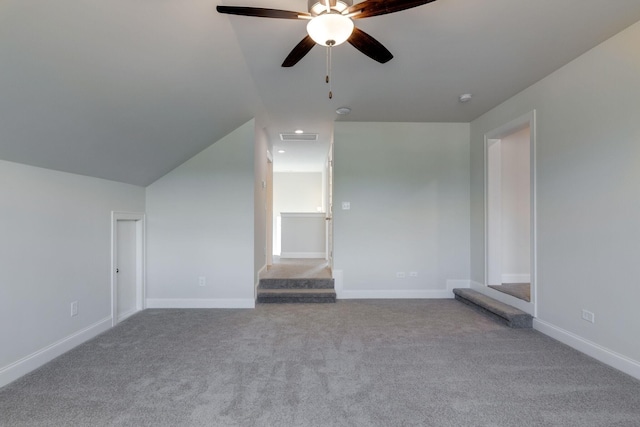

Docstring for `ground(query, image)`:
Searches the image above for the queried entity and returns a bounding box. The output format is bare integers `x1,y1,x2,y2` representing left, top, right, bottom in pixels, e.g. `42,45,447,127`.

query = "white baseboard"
339,289,455,299
0,316,112,389
333,269,344,296
146,298,255,309
534,319,640,381
279,252,325,259
335,278,470,300
256,263,268,299
116,308,138,324
502,274,530,283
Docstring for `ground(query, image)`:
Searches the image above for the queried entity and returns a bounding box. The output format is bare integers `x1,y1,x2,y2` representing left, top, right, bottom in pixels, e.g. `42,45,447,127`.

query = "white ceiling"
2,1,640,183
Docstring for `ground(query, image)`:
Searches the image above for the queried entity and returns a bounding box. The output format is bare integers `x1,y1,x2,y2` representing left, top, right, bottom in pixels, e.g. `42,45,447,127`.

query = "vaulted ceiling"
2,1,640,185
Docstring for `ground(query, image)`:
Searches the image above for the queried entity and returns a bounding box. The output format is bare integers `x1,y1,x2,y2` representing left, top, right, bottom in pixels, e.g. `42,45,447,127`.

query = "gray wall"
0,160,145,386
500,127,530,280
333,122,470,297
273,172,323,214
470,21,640,363
145,120,255,306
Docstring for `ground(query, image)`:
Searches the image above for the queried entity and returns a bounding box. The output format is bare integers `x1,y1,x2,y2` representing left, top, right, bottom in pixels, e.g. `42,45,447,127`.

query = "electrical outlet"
581,309,595,324
70,301,78,317
198,276,206,287
396,272,406,278
409,272,418,277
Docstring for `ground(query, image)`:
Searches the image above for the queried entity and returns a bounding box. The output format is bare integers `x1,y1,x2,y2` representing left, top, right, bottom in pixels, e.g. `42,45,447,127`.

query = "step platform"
257,278,336,304
453,288,532,328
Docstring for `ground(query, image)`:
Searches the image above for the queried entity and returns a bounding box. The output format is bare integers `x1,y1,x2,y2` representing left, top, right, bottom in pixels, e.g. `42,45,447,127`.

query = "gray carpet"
489,283,531,302
261,258,332,279
2,300,640,426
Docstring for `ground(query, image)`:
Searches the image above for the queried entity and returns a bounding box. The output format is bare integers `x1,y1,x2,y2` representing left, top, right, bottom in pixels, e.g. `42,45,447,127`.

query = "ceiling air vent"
280,133,319,141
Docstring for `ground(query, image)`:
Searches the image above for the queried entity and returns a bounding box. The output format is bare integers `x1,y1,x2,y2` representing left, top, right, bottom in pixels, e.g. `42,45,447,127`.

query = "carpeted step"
259,278,335,289
257,288,336,304
452,288,532,328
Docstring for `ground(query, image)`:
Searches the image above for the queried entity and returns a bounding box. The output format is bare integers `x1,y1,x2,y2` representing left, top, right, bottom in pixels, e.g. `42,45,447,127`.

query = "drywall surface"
254,124,269,284
501,127,530,279
333,122,470,296
145,120,255,305
0,160,144,380
273,172,323,215
470,21,640,362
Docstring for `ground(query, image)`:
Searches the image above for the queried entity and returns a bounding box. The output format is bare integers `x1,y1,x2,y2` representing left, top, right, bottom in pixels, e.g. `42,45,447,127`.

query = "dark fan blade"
344,0,437,19
282,35,317,67
348,27,393,64
216,6,310,20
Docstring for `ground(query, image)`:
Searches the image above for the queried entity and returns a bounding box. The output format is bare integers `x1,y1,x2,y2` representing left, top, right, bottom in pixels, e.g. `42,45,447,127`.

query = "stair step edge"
259,278,335,289
453,288,532,328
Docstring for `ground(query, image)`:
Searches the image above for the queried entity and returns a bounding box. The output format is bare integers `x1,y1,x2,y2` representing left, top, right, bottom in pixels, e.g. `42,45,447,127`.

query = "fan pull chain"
326,42,334,99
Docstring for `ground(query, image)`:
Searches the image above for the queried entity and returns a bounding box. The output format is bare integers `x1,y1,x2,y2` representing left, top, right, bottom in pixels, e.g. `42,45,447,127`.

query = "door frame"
481,110,537,316
110,211,146,326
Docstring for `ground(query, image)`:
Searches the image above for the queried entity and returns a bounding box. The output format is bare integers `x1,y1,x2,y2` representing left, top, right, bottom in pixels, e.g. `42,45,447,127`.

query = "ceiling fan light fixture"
307,13,354,46
308,0,352,16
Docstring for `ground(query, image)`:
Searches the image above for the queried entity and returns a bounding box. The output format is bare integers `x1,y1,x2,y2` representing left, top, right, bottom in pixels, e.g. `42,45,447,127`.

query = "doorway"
483,111,537,315
111,212,146,326
266,135,333,278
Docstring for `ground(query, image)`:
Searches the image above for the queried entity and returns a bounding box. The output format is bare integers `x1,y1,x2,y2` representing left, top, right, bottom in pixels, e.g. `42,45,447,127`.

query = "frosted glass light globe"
307,13,354,46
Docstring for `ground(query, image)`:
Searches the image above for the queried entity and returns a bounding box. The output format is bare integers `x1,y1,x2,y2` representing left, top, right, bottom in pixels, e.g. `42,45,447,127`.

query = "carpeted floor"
489,283,531,302
261,258,331,279
2,300,640,426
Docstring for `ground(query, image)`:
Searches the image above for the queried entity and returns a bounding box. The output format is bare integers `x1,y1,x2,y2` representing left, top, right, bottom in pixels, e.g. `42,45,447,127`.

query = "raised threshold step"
259,278,334,289
257,288,336,304
453,288,532,329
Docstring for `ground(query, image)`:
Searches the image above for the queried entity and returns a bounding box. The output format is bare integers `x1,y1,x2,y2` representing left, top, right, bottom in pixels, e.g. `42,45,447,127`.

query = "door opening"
483,111,537,316
111,212,145,326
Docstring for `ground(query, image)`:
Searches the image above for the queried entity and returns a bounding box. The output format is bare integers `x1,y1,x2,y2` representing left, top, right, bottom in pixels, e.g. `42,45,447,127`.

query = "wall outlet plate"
198,276,206,287
581,309,595,323
71,301,78,317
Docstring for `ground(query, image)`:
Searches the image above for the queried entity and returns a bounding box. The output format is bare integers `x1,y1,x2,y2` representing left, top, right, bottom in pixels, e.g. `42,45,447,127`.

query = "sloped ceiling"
2,1,640,184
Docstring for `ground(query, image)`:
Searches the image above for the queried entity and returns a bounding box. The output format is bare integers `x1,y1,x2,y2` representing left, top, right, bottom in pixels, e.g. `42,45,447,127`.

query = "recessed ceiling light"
278,149,286,154
294,129,304,134
336,106,351,115
459,93,472,103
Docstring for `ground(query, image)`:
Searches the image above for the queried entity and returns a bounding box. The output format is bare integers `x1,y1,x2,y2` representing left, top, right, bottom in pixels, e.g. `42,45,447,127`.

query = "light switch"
342,202,351,210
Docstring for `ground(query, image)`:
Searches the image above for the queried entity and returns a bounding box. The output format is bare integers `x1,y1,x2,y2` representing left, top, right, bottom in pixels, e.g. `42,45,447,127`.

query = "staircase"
257,278,336,303
453,288,532,328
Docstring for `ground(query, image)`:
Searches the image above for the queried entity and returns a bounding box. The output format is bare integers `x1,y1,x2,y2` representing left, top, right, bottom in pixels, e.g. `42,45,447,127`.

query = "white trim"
339,289,455,299
280,212,326,218
146,298,255,309
116,308,138,324
470,280,533,314
0,317,111,388
279,252,326,259
335,276,469,300
333,269,344,298
502,274,531,283
256,263,268,299
111,211,146,327
534,319,640,381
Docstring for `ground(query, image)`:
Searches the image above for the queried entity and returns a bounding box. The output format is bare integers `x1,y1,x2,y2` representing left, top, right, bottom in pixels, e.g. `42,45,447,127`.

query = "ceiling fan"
216,0,438,67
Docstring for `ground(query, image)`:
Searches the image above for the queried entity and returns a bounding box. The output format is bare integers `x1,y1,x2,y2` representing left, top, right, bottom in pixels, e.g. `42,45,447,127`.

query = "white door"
116,220,137,322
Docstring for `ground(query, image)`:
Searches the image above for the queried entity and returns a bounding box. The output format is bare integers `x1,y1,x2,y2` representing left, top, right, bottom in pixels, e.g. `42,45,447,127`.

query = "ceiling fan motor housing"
308,0,353,16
